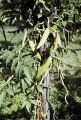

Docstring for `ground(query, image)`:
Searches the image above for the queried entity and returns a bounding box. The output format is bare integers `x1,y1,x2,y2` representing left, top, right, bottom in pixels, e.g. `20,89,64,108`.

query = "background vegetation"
0,0,81,120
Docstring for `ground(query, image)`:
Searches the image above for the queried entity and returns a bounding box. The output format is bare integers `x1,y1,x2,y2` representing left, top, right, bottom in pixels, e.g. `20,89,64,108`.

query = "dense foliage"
0,0,81,120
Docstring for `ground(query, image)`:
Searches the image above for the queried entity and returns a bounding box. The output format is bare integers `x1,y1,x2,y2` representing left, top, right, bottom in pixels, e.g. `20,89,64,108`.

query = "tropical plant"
0,0,81,120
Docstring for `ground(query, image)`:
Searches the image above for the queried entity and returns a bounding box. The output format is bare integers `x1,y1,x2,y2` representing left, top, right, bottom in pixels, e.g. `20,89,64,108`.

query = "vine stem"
59,68,69,105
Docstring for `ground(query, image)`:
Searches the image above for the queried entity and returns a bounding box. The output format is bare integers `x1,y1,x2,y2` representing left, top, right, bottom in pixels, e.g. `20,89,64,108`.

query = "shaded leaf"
11,57,18,71
21,79,27,93
23,66,32,85
15,61,23,76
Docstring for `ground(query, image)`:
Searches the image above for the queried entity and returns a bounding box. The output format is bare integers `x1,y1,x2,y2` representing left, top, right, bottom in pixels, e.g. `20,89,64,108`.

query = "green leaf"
6,87,14,96
35,52,41,60
50,25,57,33
36,56,52,78
21,79,27,93
62,21,67,27
11,57,18,71
24,78,31,86
0,91,6,107
0,50,10,59
22,100,31,113
53,32,61,53
37,85,43,93
23,55,36,65
22,101,27,108
6,52,15,64
29,40,36,52
26,101,31,113
11,104,18,112
15,61,22,76
56,32,61,47
37,28,49,49
23,66,32,85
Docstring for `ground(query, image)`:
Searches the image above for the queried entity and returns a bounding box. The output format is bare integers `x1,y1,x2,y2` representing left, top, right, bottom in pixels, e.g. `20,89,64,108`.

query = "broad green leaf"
6,52,15,64
5,26,18,33
29,40,36,52
6,87,14,96
26,101,31,113
53,32,61,53
11,104,18,112
0,50,10,59
19,64,25,79
0,91,6,107
15,61,22,76
37,28,49,49
6,85,14,96
24,78,31,86
36,56,52,78
23,66,32,85
11,57,18,71
23,56,36,65
22,101,27,108
21,79,27,93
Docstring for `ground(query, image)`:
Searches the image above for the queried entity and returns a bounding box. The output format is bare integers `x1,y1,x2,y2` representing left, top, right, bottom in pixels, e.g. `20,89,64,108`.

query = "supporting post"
43,69,50,120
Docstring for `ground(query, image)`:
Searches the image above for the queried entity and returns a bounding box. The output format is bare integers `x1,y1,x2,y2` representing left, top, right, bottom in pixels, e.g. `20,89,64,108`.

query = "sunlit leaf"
0,92,6,107
37,28,49,49
50,25,57,33
29,40,36,52
36,56,52,78
22,29,27,48
26,101,31,113
53,32,61,53
35,52,41,60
